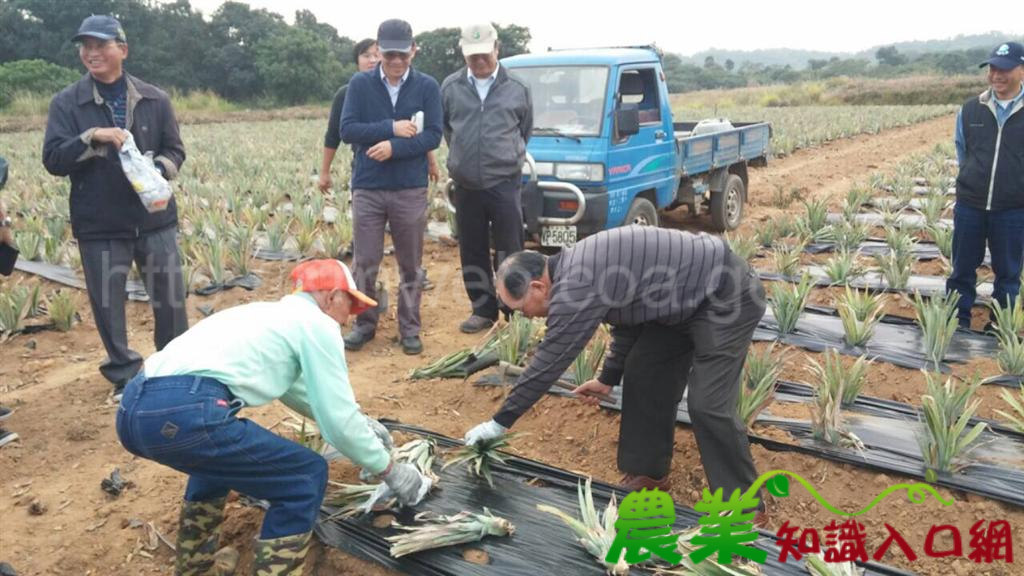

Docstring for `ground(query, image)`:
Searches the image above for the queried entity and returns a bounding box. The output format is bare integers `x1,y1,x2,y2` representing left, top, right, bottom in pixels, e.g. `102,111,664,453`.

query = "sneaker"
0,406,11,422
0,428,19,448
343,329,375,351
459,315,495,334
618,473,671,492
420,267,434,291
400,336,423,356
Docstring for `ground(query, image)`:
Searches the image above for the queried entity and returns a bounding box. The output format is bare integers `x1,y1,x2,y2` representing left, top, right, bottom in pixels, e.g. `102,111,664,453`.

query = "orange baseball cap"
289,259,377,315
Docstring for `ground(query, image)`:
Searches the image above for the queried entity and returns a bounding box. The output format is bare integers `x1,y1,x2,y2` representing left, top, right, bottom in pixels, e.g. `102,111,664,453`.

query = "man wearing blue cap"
947,41,1024,329
43,15,188,400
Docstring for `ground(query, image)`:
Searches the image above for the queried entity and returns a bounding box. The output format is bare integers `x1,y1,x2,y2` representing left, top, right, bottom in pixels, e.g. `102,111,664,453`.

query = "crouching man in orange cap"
115,259,430,575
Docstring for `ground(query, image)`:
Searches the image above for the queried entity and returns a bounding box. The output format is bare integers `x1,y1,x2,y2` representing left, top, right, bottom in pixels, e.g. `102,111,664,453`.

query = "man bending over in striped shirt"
464,226,767,523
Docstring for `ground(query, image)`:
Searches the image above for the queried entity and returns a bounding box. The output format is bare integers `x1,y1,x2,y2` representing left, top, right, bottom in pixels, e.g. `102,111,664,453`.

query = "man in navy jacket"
340,18,442,355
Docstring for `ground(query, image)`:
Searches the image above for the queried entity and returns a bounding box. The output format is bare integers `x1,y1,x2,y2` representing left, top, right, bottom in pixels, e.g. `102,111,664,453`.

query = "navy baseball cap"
980,41,1024,70
72,15,127,43
377,19,413,53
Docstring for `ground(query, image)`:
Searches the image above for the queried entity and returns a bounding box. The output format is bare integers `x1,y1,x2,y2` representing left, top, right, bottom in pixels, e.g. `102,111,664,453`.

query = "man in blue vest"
947,41,1024,329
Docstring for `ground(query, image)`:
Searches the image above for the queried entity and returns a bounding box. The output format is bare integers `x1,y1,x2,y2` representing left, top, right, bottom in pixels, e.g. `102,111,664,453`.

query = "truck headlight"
554,163,604,182
525,162,554,176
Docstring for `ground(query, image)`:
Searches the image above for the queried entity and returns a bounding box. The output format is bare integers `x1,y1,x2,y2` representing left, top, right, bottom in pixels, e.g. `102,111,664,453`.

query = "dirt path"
3,113,1021,576
663,113,957,236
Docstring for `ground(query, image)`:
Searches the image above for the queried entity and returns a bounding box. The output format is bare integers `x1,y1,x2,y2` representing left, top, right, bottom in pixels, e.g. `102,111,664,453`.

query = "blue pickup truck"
457,47,771,247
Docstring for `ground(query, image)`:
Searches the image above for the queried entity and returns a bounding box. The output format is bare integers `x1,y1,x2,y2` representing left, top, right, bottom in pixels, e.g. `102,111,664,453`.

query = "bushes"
0,60,81,109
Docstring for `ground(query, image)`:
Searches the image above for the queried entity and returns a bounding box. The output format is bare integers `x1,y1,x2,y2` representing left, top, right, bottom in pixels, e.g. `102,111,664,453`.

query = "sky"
185,0,1019,56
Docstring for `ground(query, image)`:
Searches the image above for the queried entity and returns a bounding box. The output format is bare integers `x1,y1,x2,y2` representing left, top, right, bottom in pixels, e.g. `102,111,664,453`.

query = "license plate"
541,225,577,247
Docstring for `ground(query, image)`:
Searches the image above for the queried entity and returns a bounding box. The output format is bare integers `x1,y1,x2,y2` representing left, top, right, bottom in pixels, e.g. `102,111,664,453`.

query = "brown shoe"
619,473,671,492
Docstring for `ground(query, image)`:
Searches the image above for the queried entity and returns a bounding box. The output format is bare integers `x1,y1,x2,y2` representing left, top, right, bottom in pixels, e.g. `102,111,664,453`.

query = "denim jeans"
946,203,1024,327
116,373,328,539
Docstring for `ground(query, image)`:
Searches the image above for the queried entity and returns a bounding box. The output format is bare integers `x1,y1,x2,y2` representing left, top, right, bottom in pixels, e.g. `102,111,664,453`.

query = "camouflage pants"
253,531,312,576
175,497,226,576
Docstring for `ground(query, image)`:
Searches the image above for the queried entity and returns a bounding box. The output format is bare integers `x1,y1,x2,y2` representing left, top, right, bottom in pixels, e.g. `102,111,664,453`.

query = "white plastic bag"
118,132,172,213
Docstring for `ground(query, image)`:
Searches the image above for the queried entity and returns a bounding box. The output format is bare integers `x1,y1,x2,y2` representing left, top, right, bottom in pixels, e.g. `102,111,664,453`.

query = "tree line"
0,0,530,105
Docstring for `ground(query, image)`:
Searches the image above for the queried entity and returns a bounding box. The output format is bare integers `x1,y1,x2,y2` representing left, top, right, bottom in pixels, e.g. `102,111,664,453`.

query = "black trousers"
454,177,524,320
78,226,189,385
617,252,765,501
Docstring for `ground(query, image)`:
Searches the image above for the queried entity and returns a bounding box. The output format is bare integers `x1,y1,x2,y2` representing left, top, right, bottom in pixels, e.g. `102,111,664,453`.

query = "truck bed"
673,121,771,177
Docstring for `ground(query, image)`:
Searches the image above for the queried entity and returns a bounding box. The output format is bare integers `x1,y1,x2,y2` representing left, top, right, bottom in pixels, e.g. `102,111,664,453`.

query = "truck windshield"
511,66,608,137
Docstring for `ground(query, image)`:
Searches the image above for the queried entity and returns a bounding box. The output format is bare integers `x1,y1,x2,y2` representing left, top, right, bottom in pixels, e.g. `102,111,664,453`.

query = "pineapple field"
1,108,1022,576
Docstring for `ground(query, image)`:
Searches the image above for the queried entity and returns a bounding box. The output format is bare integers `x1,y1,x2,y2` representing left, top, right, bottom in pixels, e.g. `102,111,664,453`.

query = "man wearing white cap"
441,23,533,334
115,259,431,574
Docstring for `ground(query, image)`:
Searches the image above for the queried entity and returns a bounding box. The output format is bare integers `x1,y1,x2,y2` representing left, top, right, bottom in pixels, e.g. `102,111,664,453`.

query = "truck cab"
485,47,770,247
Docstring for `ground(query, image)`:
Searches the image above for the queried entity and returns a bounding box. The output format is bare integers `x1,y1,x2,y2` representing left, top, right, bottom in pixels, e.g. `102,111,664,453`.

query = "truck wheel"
711,174,744,231
624,197,658,227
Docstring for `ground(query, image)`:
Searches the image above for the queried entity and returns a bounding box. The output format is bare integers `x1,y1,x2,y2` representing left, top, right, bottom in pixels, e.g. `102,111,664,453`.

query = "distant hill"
855,32,1023,59
682,31,1023,70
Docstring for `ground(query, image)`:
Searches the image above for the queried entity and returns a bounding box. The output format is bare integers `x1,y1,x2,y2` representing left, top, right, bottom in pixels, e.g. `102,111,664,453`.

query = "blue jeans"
116,373,328,539
947,203,1024,327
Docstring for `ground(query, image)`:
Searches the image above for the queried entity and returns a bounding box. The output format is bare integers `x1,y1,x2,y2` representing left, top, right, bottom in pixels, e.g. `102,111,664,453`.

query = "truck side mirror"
615,106,640,138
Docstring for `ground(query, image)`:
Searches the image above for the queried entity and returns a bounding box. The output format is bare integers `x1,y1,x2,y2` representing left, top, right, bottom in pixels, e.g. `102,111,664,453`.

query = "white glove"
463,419,507,446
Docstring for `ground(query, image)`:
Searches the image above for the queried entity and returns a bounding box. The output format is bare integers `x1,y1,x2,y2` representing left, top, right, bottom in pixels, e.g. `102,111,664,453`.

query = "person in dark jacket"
948,41,1024,329
339,19,443,356
0,156,16,277
42,15,188,399
463,227,767,524
319,38,381,193
441,23,533,334
0,156,21,448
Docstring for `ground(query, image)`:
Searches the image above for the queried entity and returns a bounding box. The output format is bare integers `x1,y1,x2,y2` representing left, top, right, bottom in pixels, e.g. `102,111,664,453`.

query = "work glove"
463,419,507,446
381,461,432,506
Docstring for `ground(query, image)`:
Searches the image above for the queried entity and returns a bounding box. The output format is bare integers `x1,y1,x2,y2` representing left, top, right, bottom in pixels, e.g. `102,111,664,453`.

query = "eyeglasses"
76,39,121,52
382,51,411,61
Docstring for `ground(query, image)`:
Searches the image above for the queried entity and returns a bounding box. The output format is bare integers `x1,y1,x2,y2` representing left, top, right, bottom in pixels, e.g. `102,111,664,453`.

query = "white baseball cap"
460,23,498,57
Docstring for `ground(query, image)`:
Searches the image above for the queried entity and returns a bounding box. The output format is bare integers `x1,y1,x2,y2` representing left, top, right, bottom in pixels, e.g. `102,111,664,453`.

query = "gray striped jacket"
493,225,728,427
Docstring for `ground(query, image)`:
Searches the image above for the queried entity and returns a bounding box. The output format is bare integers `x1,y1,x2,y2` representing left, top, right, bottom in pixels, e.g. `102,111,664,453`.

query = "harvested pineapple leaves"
753,304,999,373
473,373,1024,508
441,432,525,488
410,330,500,380
317,421,907,576
324,437,439,519
387,509,515,558
409,316,541,380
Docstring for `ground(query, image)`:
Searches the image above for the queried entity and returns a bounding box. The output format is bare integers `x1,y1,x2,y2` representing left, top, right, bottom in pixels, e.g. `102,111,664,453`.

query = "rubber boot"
252,531,312,576
174,497,227,576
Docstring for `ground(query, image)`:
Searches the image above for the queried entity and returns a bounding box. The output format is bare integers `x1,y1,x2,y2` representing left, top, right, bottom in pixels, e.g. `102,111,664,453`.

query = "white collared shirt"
380,66,410,107
467,63,500,103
